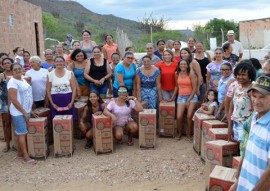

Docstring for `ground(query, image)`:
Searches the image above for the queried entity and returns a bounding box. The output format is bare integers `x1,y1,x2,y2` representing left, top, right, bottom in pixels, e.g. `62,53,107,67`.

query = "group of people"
1,29,270,191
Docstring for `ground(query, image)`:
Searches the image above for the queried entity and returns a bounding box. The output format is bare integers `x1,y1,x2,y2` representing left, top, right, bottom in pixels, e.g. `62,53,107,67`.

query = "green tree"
138,13,167,34
42,13,57,37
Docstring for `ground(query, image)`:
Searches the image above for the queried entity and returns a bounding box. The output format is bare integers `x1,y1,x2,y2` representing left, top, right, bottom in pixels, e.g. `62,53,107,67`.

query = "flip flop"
2,147,10,153
127,138,134,146
24,159,37,165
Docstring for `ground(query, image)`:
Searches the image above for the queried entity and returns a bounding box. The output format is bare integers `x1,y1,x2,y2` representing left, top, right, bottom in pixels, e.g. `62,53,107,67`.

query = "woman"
206,47,227,92
194,42,212,104
112,52,136,97
84,46,112,99
25,56,49,108
173,40,181,61
102,34,121,63
187,37,196,53
0,52,8,73
55,44,68,61
136,55,162,109
109,52,120,95
41,49,54,70
103,86,143,146
7,63,37,164
228,60,256,155
0,58,13,152
180,47,202,96
154,39,165,60
79,91,106,148
155,49,178,101
172,59,197,140
66,41,81,63
46,56,76,119
81,30,97,58
23,51,31,72
250,58,262,79
222,42,239,67
68,49,90,97
216,62,234,119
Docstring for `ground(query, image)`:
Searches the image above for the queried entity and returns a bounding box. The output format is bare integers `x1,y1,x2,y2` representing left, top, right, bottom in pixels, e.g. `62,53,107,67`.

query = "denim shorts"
177,94,198,104
89,83,108,97
12,114,30,135
233,121,244,141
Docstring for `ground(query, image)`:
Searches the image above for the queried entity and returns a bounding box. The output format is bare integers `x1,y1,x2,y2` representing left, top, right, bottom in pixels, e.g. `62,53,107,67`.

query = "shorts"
198,83,206,102
34,100,44,108
233,121,244,141
177,94,198,104
0,103,8,113
12,113,30,135
90,83,108,97
79,85,89,96
162,90,174,100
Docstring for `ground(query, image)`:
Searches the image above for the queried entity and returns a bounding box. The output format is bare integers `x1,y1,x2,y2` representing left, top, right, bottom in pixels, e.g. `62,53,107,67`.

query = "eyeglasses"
118,89,127,93
13,67,22,72
146,47,153,50
126,57,133,60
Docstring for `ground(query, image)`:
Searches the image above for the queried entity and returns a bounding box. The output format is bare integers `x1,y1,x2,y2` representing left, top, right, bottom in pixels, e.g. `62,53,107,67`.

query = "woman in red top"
172,59,197,140
155,49,178,101
102,34,121,64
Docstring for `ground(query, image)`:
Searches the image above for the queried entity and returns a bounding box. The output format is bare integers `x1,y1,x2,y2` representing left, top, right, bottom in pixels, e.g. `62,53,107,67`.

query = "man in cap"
224,30,244,61
65,34,74,49
230,75,270,191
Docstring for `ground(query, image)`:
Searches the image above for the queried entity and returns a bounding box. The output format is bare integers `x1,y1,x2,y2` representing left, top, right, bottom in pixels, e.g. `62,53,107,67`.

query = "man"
65,34,74,49
102,34,121,64
41,49,54,70
224,30,244,61
230,75,270,191
154,39,165,60
137,43,161,67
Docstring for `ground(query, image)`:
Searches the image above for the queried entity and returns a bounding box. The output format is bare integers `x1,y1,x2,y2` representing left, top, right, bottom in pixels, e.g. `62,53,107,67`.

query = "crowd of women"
1,29,270,165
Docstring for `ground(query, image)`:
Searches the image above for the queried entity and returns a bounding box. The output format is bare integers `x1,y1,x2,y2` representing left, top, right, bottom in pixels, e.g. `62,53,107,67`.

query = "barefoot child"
198,89,218,116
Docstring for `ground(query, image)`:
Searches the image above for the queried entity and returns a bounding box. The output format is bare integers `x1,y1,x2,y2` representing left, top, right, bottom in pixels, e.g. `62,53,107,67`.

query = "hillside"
25,0,146,48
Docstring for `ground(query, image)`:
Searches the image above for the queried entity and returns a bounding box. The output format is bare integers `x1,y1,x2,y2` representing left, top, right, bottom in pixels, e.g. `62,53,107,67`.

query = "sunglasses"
118,89,127,93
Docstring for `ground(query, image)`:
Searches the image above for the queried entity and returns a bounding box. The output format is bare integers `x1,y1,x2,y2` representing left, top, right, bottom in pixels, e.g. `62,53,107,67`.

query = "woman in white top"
8,63,37,164
25,56,49,108
46,56,76,119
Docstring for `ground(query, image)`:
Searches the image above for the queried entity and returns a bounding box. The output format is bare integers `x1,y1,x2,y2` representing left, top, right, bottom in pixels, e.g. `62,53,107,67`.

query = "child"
79,91,106,149
198,89,218,116
13,47,25,68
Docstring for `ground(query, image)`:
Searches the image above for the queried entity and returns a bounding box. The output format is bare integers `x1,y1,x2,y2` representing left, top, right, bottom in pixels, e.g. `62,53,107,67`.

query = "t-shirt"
103,43,118,63
137,55,161,68
25,68,49,101
15,55,25,68
106,99,135,127
113,62,136,90
48,69,72,94
206,61,227,90
41,61,54,70
223,40,244,57
237,111,270,191
208,101,218,116
7,78,33,116
154,50,162,60
226,80,238,97
217,73,234,103
155,61,178,91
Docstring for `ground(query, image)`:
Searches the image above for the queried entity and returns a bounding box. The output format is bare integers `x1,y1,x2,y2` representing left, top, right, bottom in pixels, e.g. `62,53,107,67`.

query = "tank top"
194,52,209,83
72,63,88,86
177,74,192,96
89,58,107,82
88,103,103,124
81,41,93,58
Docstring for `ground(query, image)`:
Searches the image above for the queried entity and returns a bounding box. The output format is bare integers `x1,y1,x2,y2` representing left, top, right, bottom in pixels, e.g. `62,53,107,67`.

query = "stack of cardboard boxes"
159,102,175,137
139,109,156,149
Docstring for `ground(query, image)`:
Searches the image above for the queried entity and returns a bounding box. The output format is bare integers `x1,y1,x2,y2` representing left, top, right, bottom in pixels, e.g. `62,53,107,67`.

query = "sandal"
127,138,134,146
174,136,182,141
2,147,10,153
24,159,37,165
84,140,93,149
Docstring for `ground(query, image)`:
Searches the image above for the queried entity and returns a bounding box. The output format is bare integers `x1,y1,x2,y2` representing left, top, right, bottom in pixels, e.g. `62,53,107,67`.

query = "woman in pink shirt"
102,34,121,63
103,86,143,146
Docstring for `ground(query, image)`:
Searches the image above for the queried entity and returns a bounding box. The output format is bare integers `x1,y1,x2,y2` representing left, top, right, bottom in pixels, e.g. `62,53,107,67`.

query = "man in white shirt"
224,30,244,61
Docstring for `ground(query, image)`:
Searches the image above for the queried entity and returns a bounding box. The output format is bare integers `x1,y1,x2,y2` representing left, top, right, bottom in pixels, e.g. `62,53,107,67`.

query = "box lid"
139,109,156,114
53,115,72,120
33,107,50,113
210,165,237,182
209,128,228,135
74,101,87,108
206,140,237,147
28,117,47,122
203,120,227,126
92,114,110,119
194,113,215,120
159,101,175,107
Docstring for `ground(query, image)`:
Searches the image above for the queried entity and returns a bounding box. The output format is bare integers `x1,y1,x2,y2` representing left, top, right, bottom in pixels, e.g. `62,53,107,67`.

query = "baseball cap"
247,75,270,95
227,30,235,36
67,34,73,38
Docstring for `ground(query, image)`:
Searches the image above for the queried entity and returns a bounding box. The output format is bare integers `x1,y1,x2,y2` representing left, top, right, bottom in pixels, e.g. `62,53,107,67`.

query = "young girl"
79,91,106,148
172,59,197,140
198,89,218,116
13,47,25,68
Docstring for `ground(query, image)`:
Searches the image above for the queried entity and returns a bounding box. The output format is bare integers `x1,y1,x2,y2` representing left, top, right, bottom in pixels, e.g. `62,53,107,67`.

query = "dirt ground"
0,137,205,191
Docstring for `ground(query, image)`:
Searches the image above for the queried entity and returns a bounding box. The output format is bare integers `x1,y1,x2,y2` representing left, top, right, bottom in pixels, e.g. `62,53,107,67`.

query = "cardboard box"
159,101,175,137
232,156,241,169
193,113,215,154
201,120,227,161
139,109,156,149
0,115,5,140
131,101,148,123
74,102,87,139
11,121,18,150
209,165,237,191
27,117,49,159
53,115,73,157
208,128,228,141
93,114,113,155
76,96,88,103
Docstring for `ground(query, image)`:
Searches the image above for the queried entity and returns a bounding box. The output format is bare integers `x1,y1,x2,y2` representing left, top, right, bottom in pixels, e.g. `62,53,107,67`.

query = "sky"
74,0,270,30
